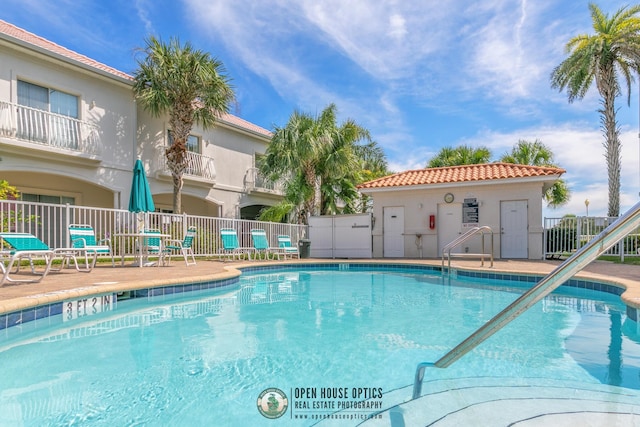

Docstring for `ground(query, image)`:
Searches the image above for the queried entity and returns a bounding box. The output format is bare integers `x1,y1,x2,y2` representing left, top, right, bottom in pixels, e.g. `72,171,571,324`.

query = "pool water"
0,268,639,426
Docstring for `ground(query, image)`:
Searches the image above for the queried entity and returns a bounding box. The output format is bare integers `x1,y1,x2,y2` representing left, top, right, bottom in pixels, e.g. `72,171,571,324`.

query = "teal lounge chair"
165,226,197,266
250,229,280,260
277,235,299,259
220,228,254,261
69,224,115,268
0,232,55,285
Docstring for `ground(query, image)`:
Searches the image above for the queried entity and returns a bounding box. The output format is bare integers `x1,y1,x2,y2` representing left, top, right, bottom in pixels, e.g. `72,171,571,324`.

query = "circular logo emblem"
257,388,288,419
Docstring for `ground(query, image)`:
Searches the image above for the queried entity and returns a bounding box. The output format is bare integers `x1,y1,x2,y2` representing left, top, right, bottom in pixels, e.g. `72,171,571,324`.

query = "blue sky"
3,0,640,218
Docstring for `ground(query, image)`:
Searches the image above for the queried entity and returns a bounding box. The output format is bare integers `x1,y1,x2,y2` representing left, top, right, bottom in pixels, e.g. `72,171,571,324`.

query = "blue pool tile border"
456,269,625,296
0,263,634,331
0,276,240,332
239,263,442,274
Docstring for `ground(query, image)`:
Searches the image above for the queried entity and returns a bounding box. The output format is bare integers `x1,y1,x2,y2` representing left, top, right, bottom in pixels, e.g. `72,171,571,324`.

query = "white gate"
309,214,372,258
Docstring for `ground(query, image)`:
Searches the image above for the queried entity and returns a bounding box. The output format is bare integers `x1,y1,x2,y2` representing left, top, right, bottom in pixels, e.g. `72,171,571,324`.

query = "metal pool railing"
414,200,640,399
441,225,494,271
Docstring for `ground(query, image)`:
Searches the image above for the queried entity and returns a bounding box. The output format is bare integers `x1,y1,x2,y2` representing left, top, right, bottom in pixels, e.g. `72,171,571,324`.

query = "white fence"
544,215,640,260
308,214,372,258
0,200,307,258
5,200,639,262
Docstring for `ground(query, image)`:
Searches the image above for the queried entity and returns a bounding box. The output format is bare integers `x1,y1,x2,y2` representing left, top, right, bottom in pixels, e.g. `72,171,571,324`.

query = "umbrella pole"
131,212,147,267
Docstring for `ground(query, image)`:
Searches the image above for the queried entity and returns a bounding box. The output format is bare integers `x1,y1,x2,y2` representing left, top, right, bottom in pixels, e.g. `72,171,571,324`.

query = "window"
168,130,200,153
18,81,78,118
21,193,75,205
17,81,80,148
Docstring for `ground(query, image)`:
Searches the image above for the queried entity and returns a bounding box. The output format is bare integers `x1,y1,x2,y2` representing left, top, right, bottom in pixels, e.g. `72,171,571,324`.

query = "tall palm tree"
133,36,234,213
550,3,640,217
259,104,370,223
500,139,571,207
426,145,491,167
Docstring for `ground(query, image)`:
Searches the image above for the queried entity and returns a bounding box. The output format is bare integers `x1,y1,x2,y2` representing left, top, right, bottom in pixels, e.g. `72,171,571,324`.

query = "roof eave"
0,33,134,88
217,117,272,141
359,174,564,194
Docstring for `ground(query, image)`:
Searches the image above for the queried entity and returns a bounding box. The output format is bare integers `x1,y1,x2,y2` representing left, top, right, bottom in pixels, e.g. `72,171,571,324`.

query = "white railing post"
65,203,71,247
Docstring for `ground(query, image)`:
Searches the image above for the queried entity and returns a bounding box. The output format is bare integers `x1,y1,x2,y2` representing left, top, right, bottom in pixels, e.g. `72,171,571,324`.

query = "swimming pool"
0,265,639,426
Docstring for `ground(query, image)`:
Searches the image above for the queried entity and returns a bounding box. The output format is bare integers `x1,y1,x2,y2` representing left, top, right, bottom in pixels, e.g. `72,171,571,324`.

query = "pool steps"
315,378,640,426
413,200,640,399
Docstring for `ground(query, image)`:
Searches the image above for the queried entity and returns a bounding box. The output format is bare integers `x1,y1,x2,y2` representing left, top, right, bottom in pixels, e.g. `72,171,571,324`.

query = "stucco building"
358,163,565,259
0,20,282,219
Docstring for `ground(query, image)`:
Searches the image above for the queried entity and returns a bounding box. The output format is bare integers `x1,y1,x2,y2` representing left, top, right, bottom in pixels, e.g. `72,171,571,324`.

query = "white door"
501,200,528,258
383,206,404,257
438,203,462,255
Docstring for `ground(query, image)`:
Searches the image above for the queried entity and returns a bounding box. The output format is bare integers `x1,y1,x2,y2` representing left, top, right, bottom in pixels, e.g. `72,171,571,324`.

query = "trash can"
298,239,311,258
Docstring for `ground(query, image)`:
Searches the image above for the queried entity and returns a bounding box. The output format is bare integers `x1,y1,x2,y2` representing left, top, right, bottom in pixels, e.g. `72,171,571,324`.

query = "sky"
3,0,640,219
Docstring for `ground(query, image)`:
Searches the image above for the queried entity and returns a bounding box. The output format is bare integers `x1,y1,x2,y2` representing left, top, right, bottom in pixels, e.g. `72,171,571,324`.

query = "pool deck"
1,257,639,315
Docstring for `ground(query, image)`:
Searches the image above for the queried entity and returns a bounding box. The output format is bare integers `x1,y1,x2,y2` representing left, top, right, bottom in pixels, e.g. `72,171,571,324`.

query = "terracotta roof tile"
0,19,272,138
358,163,565,189
219,113,272,137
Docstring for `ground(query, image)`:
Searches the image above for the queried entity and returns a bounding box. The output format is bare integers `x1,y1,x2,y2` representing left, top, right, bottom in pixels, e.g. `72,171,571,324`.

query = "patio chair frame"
165,226,197,266
69,223,115,269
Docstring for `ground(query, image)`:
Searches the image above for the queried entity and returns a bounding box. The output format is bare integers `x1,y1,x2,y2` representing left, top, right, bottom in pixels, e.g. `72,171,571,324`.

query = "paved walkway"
1,258,639,315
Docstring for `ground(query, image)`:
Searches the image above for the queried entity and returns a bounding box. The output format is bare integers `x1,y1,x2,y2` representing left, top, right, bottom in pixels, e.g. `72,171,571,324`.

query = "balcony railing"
245,167,285,194
0,101,101,155
157,150,216,182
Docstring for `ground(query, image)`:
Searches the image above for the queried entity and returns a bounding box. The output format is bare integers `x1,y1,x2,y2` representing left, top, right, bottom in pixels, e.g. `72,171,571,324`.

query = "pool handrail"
414,200,640,400
441,226,494,271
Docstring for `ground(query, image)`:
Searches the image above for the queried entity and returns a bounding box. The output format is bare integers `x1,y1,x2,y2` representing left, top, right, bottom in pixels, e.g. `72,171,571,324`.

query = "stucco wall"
366,181,545,260
0,44,135,207
136,108,275,217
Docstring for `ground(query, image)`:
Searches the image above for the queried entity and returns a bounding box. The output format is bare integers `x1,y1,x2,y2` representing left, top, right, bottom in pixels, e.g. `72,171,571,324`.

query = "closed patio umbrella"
129,159,155,232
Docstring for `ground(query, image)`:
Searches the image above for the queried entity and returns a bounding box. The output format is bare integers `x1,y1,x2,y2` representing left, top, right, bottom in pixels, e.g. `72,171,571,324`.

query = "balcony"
0,101,101,156
155,150,216,184
245,167,285,195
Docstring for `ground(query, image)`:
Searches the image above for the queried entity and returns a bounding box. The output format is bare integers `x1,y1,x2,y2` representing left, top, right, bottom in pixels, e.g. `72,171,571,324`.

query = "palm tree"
351,141,391,213
133,36,234,213
500,139,571,207
354,141,391,182
260,109,326,222
259,104,370,223
317,113,370,215
550,3,640,217
426,145,491,167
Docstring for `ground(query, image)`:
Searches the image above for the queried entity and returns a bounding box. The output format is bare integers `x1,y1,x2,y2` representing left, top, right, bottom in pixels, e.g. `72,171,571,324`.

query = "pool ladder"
414,200,640,399
441,225,494,271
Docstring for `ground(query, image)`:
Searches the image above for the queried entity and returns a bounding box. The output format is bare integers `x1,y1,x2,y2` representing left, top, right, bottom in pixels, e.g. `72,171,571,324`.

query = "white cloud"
181,0,640,222
464,124,640,218
388,14,407,40
135,0,155,35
